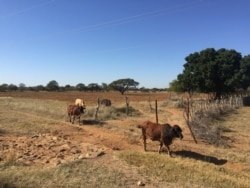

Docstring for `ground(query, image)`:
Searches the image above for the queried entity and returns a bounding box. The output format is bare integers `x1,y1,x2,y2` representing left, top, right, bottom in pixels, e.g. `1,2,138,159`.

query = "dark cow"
137,121,183,156
100,99,111,106
67,104,85,125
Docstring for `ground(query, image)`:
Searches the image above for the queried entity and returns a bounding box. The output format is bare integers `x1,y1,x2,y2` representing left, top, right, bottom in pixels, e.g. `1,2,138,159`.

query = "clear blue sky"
1,0,249,88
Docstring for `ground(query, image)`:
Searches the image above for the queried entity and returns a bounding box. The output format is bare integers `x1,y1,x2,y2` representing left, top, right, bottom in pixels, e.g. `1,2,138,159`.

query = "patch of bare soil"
0,128,108,167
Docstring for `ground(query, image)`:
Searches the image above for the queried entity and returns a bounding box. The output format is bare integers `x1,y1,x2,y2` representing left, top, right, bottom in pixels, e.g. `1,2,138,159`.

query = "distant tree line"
169,48,250,98
0,78,166,94
4,47,248,97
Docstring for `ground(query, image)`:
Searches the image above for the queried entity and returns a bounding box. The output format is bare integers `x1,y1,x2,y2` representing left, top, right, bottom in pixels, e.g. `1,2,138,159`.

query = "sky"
0,0,250,88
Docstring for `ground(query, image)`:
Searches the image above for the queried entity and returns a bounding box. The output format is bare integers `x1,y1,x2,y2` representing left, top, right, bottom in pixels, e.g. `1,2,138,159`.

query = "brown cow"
67,104,85,125
137,121,183,156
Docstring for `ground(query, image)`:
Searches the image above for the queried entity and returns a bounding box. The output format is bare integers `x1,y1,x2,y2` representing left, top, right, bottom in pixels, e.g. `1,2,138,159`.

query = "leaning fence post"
184,98,197,144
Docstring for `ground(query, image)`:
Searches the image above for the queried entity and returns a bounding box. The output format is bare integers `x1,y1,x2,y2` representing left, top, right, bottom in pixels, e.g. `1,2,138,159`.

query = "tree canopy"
75,83,86,91
170,48,250,98
108,78,139,95
46,80,59,91
237,55,250,90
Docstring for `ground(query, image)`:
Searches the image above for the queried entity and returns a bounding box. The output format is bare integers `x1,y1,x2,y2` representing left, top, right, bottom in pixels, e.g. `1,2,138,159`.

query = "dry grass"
0,92,250,187
0,160,127,188
0,98,65,135
119,151,250,188
1,151,250,188
83,105,141,121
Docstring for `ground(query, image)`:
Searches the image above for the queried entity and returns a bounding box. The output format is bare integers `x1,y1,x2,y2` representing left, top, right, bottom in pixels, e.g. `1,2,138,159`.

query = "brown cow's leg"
142,136,147,151
142,129,147,151
68,115,71,123
166,145,172,157
143,138,147,151
158,142,163,154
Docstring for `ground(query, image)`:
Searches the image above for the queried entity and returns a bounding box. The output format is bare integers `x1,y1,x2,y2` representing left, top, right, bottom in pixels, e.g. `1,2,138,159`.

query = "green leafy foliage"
46,80,59,91
237,55,250,90
172,48,249,98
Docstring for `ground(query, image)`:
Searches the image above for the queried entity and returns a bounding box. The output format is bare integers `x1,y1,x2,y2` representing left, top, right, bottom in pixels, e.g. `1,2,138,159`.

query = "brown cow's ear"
173,125,180,133
174,125,182,131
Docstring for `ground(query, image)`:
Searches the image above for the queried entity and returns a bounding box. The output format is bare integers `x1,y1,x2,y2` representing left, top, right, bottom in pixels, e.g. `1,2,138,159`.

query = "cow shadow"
81,119,105,126
173,150,227,165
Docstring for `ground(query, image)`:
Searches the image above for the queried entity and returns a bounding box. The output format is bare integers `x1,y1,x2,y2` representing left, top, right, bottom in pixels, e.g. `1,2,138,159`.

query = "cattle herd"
67,98,184,157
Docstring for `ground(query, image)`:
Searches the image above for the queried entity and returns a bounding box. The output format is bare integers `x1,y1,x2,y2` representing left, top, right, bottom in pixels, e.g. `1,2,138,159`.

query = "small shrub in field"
115,106,141,116
84,106,141,121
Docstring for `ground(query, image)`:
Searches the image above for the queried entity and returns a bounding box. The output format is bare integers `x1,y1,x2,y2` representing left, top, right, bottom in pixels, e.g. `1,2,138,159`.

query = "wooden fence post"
94,98,100,120
125,97,129,115
155,100,158,124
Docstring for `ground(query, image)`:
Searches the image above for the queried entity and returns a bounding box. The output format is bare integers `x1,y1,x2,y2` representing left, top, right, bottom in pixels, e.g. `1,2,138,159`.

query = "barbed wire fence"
182,94,246,146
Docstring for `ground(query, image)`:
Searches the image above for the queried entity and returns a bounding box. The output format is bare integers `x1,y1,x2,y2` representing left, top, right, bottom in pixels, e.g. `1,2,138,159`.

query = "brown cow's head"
79,106,86,113
173,125,183,140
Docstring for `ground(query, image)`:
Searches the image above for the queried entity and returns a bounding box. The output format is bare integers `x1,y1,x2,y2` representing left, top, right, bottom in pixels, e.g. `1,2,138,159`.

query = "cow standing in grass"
67,104,85,125
137,121,183,156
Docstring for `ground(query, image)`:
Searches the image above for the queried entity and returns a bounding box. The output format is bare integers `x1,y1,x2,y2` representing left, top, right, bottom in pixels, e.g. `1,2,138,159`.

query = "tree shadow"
0,182,16,188
174,150,227,165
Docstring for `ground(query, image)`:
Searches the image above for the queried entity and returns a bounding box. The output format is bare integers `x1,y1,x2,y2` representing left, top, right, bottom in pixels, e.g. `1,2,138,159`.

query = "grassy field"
0,91,250,187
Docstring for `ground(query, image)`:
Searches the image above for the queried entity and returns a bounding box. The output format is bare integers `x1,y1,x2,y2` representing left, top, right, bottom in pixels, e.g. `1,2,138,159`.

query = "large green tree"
237,55,250,91
175,48,243,98
109,78,139,95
